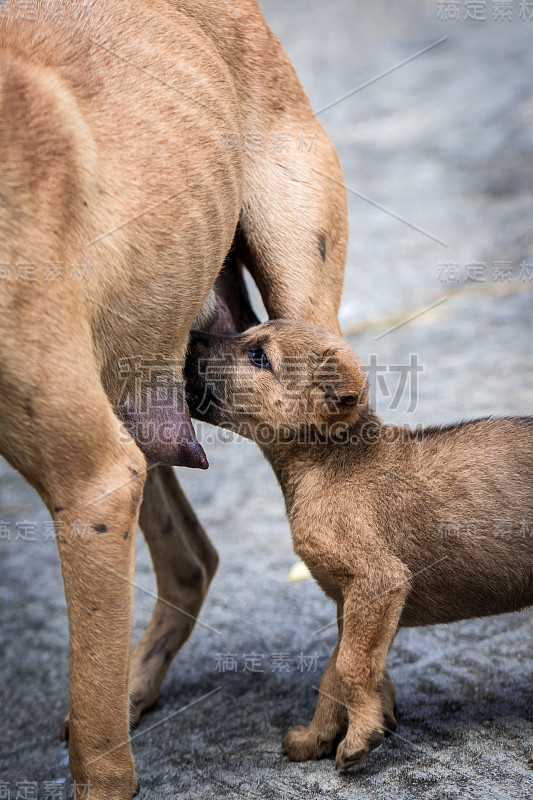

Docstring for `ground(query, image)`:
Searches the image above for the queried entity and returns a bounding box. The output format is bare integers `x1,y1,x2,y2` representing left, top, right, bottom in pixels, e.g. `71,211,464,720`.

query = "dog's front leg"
52,437,147,799
129,466,218,721
334,561,408,772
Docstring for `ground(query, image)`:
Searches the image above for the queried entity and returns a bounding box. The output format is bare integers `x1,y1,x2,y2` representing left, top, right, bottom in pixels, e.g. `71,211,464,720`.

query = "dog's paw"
334,729,384,773
282,724,338,761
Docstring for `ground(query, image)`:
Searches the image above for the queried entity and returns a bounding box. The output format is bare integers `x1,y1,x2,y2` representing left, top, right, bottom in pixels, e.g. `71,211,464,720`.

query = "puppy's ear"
316,349,367,417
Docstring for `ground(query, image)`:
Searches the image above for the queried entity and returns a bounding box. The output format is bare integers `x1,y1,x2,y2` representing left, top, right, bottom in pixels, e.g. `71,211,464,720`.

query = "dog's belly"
399,560,533,627
1,3,244,392
80,13,244,374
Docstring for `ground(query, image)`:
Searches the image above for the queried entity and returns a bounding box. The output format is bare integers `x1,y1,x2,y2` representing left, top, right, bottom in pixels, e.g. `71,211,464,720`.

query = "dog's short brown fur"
0,2,348,796
186,320,533,771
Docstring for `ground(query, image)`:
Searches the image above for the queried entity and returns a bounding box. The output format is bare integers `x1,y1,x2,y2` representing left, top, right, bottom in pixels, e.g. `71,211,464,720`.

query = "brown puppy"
0,1,347,797
186,320,533,772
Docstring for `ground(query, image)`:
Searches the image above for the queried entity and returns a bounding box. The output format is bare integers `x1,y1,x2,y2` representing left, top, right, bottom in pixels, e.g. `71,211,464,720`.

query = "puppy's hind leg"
129,466,218,722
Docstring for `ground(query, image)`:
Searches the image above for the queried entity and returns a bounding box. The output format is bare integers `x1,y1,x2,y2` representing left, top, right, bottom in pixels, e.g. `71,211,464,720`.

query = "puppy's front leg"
282,637,347,761
379,667,398,735
334,559,408,772
282,603,398,764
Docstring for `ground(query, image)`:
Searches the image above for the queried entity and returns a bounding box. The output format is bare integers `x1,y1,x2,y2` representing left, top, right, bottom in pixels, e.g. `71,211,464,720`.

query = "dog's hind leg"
236,106,348,336
128,466,218,722
0,324,146,800
127,256,256,724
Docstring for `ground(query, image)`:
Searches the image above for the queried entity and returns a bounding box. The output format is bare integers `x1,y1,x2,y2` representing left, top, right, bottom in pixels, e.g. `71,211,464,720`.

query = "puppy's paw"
282,724,338,761
334,729,384,773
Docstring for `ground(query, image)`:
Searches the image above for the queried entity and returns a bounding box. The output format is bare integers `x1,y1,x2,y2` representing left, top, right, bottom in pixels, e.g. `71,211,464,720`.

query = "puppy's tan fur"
186,320,533,771
0,2,348,796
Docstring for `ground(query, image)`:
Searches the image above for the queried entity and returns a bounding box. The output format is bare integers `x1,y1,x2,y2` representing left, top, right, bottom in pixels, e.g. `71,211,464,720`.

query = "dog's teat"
116,384,208,469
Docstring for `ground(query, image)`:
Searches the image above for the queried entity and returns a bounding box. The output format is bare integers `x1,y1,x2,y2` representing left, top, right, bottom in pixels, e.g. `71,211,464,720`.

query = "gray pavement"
1,2,533,798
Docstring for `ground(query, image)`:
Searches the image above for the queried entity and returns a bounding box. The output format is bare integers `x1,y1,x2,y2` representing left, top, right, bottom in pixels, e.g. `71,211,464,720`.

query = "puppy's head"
185,320,368,442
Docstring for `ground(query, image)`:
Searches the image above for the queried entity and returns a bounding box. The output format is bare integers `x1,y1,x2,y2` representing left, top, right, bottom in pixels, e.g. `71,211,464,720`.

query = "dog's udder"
117,388,209,469
191,285,243,336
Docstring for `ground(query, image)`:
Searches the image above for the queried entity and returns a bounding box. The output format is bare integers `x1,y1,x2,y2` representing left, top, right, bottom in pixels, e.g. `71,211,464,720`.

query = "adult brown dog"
186,319,533,771
0,1,347,797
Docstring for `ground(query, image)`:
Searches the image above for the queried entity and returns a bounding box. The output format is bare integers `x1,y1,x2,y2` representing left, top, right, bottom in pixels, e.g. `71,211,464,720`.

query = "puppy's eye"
248,347,272,370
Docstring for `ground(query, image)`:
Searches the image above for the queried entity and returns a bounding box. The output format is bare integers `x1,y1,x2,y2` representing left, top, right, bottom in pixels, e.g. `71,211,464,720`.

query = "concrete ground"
1,1,532,798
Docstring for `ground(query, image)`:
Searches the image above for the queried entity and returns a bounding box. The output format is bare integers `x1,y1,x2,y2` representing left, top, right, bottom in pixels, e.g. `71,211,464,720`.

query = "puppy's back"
378,417,533,625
